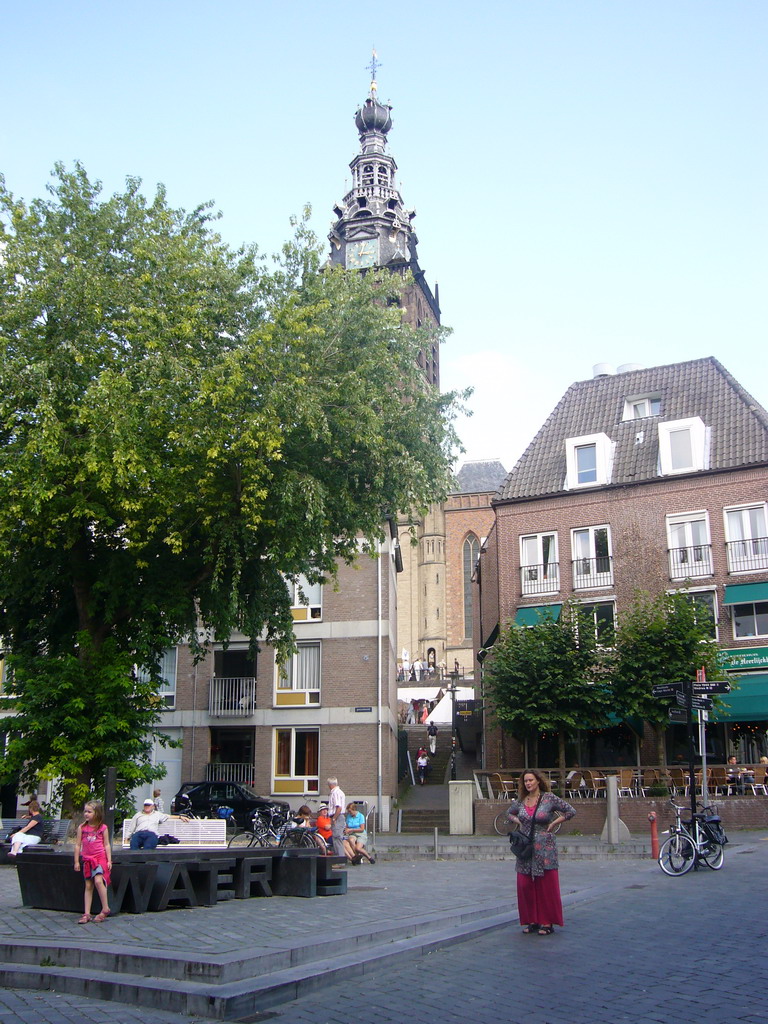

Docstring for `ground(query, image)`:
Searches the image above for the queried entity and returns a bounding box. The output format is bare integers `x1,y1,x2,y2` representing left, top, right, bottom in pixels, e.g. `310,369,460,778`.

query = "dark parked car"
170,781,289,828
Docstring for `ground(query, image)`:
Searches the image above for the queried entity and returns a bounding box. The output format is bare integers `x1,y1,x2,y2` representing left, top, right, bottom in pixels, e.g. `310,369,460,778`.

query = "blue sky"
2,1,765,472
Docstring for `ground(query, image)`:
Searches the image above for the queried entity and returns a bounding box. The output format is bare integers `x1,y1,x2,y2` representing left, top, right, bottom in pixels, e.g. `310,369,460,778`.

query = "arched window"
463,535,480,639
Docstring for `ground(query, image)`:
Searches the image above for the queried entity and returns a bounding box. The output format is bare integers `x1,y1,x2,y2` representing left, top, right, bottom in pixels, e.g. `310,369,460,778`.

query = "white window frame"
723,503,768,574
623,394,661,420
666,511,713,579
273,727,320,795
668,588,719,641
564,433,613,489
290,575,322,621
731,601,768,639
576,600,616,644
571,525,613,589
276,640,321,705
137,647,177,709
519,532,560,595
658,417,708,475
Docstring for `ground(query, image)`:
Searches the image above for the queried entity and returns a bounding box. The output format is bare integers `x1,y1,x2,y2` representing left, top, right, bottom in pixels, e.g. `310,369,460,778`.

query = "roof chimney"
592,363,615,378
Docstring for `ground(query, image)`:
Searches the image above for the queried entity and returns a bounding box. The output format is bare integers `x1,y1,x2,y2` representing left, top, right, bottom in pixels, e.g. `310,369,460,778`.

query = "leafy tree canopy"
0,163,463,808
484,606,613,740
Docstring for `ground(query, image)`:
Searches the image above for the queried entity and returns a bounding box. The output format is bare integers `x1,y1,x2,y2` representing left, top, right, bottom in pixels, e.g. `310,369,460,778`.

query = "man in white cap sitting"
126,797,174,850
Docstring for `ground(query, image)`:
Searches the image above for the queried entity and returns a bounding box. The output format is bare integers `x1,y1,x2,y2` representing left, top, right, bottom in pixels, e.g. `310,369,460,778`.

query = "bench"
0,818,72,863
121,817,227,848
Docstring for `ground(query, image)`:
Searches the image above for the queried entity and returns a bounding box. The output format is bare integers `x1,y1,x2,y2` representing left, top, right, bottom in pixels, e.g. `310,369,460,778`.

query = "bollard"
648,811,659,860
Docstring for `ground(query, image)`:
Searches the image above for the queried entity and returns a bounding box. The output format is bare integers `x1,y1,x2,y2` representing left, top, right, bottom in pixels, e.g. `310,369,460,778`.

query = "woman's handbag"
509,795,542,861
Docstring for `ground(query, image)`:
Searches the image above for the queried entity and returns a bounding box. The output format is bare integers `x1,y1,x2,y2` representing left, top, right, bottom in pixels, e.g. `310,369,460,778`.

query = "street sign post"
675,691,688,708
668,707,689,723
691,695,713,711
652,683,683,697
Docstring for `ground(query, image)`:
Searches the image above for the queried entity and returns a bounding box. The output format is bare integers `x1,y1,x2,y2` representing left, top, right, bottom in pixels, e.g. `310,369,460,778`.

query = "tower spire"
366,47,380,97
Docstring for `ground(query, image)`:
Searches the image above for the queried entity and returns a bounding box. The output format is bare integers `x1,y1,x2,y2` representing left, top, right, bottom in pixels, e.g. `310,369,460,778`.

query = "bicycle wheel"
494,810,512,835
228,831,256,849
699,840,724,870
658,833,696,875
279,828,317,849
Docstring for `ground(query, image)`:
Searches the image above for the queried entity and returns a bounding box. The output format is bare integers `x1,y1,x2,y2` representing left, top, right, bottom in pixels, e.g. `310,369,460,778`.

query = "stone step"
0,901,517,1019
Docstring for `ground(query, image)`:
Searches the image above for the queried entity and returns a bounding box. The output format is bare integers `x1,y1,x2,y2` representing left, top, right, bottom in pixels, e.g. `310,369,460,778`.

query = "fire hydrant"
648,811,659,860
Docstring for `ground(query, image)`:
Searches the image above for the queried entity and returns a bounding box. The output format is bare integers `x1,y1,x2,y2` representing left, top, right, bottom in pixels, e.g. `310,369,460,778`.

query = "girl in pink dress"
74,800,112,923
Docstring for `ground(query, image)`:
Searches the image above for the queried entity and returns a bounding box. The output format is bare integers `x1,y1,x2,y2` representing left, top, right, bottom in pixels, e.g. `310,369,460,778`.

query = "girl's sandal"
522,925,539,934
77,914,93,924
93,910,111,923
538,926,554,935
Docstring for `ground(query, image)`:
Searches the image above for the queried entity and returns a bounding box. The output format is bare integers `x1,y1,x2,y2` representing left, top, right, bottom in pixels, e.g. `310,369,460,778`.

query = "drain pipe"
377,539,383,832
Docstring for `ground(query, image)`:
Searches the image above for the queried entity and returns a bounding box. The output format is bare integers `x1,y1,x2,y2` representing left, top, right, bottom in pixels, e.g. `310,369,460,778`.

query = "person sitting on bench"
125,797,187,849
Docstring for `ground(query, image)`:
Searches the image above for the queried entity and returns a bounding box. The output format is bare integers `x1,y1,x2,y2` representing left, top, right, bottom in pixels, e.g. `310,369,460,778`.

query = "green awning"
715,673,768,722
514,605,562,626
723,583,768,605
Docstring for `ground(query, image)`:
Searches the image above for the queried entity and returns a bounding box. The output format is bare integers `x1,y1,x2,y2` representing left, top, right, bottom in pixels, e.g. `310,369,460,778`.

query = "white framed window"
273,728,319,795
577,601,616,643
290,575,322,621
564,433,613,489
670,589,718,640
137,647,177,709
724,504,768,573
276,641,321,705
520,532,559,595
658,417,708,475
623,395,661,420
732,601,768,639
571,526,613,588
666,511,712,579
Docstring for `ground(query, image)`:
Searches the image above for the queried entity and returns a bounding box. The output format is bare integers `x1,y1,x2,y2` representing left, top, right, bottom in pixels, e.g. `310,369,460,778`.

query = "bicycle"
658,801,727,876
228,806,317,849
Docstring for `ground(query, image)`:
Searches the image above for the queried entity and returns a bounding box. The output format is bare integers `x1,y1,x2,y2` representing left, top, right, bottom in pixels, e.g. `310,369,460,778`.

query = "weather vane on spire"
366,48,380,95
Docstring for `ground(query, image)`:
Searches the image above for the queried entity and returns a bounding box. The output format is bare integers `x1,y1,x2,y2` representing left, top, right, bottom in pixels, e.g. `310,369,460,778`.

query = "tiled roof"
452,459,508,494
496,357,768,502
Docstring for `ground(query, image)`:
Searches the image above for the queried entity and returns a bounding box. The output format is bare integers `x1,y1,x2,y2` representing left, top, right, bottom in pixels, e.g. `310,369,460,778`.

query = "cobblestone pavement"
0,837,765,1023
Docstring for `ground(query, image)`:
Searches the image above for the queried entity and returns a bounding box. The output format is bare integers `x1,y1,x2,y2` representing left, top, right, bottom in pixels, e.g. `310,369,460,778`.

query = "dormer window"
564,433,613,489
623,394,661,420
658,417,708,475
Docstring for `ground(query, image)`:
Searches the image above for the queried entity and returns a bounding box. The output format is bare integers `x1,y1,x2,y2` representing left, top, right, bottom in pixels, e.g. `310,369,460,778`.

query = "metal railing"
208,677,256,717
572,555,613,589
520,562,560,596
668,544,713,579
204,762,256,785
726,537,768,574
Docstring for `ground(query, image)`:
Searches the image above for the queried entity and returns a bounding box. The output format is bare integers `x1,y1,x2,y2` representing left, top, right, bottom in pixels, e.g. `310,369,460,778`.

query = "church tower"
328,65,441,388
328,64,447,678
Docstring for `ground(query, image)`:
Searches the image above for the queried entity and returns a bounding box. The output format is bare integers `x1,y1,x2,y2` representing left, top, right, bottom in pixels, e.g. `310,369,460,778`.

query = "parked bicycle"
228,805,316,849
658,801,727,876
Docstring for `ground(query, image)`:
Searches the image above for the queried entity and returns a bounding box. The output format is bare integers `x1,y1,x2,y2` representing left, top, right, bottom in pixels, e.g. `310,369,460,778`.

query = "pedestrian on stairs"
417,752,429,785
427,720,438,755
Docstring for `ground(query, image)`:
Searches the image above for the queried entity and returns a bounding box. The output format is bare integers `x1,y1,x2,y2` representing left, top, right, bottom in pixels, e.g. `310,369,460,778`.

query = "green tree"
0,164,462,811
483,606,613,779
611,591,727,766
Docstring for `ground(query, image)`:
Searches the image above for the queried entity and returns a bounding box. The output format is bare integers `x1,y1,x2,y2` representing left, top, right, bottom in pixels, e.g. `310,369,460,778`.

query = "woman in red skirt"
507,769,575,935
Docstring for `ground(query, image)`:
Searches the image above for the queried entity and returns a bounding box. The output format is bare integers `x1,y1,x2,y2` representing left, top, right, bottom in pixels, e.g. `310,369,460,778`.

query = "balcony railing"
208,677,256,717
726,537,768,574
668,544,713,579
572,555,613,589
205,762,256,785
520,562,560,596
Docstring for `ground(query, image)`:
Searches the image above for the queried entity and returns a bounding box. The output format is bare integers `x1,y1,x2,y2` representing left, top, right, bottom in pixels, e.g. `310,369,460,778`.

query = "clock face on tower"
346,239,379,268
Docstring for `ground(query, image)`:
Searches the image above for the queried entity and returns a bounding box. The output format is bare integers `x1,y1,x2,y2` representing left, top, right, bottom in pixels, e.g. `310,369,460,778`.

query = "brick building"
478,358,768,768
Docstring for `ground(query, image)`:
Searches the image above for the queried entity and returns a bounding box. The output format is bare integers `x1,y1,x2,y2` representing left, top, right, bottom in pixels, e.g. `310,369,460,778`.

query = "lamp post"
446,665,460,782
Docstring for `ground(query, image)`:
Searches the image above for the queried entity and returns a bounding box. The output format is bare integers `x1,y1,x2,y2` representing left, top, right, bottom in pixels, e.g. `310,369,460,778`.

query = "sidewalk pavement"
0,832,764,1023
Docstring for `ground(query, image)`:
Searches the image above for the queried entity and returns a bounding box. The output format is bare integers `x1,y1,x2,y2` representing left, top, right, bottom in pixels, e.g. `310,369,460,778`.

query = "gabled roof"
452,459,508,495
496,357,768,502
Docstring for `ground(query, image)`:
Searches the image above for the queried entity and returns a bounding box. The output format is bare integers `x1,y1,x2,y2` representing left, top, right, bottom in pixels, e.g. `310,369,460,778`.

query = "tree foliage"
483,606,613,768
0,163,463,809
611,590,727,763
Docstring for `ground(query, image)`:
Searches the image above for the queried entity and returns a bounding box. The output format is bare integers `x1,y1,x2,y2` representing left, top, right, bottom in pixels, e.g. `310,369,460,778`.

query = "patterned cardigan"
506,793,576,877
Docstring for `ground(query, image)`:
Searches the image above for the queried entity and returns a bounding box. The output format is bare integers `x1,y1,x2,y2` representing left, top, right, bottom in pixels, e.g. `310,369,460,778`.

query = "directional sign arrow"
693,680,731,694
652,683,683,697
691,696,713,711
668,707,689,723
